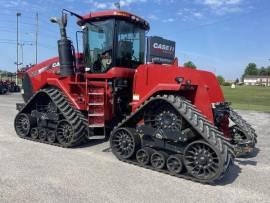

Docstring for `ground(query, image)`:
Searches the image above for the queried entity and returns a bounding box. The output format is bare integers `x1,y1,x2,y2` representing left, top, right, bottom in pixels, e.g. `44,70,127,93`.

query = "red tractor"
14,9,257,183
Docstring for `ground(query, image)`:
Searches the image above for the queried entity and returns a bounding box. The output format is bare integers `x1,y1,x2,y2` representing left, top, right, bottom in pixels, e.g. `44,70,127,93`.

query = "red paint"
25,56,225,126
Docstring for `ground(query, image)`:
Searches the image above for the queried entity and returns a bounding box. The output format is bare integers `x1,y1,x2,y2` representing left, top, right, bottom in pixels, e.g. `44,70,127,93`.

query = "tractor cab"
78,10,150,73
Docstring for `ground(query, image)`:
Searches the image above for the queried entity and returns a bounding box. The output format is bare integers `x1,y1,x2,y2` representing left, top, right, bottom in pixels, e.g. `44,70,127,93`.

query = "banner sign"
146,36,176,64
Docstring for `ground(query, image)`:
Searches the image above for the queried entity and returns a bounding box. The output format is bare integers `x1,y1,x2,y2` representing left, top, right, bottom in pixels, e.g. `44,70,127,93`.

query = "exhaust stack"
50,14,74,77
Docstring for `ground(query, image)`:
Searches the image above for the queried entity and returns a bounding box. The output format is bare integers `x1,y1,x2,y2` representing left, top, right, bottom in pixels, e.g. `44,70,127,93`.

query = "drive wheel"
15,113,31,137
30,128,39,139
110,128,140,159
56,120,74,147
136,147,154,165
47,131,56,143
151,151,168,169
167,154,183,174
39,128,47,141
184,140,224,181
144,101,182,130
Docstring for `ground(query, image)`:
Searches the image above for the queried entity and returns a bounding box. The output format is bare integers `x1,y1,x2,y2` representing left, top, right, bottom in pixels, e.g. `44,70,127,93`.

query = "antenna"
114,2,120,10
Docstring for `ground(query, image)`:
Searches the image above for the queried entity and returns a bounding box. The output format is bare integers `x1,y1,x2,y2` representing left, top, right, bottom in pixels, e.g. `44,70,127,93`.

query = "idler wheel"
56,120,74,147
110,128,140,159
14,113,31,138
184,140,224,181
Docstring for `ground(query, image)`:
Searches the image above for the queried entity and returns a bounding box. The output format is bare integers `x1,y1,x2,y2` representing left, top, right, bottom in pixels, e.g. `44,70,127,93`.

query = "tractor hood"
22,56,60,102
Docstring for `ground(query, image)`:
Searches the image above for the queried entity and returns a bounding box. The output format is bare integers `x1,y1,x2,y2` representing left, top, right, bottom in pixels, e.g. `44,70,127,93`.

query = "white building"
243,76,270,86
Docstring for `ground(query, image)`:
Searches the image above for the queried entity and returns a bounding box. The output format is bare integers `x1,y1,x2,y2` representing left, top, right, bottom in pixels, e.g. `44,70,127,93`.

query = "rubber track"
111,94,235,183
16,88,87,147
229,108,257,144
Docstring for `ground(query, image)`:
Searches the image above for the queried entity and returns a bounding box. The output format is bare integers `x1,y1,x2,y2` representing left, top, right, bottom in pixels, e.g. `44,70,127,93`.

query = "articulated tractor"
14,9,257,183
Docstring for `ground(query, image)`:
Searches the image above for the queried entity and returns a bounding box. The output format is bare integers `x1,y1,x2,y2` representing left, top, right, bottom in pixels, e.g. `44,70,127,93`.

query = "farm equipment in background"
0,80,7,94
14,9,257,183
0,73,20,94
6,74,21,93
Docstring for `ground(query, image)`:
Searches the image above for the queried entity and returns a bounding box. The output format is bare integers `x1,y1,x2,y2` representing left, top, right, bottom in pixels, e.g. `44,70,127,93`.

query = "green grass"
222,86,270,112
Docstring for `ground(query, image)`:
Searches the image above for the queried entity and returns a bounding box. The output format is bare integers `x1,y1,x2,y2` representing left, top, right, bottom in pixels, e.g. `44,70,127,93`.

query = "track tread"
15,87,87,148
111,94,235,183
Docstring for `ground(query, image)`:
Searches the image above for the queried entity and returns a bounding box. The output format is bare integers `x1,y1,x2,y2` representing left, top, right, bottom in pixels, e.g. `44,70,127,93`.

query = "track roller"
30,128,38,139
39,128,47,141
150,151,168,169
110,128,140,159
47,131,56,143
136,147,155,166
166,154,183,174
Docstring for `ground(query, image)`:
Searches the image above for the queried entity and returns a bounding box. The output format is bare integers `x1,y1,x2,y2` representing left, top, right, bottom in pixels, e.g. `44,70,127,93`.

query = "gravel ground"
0,93,269,203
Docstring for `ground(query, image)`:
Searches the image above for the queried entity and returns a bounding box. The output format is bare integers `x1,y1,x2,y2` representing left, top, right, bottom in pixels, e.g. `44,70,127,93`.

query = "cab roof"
77,10,150,30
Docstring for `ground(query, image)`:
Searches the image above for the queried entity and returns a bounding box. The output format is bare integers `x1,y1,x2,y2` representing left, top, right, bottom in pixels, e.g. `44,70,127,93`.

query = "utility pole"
19,43,25,65
35,12,39,65
16,12,21,85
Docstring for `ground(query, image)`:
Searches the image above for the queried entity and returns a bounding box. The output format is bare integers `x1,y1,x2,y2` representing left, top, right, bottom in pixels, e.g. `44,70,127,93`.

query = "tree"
259,67,267,76
235,78,239,84
244,63,258,76
217,75,225,85
184,61,197,69
267,66,270,76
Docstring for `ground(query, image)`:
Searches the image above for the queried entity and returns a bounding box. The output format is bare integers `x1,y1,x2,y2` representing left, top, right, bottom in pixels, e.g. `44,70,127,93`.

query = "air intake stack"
50,14,74,77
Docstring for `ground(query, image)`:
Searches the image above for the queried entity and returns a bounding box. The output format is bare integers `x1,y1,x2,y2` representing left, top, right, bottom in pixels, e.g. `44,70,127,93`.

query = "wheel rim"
39,128,47,141
57,121,74,145
111,129,136,159
15,114,31,137
136,148,150,165
184,141,222,180
167,155,183,174
47,131,56,143
144,102,182,130
151,152,166,169
30,128,38,139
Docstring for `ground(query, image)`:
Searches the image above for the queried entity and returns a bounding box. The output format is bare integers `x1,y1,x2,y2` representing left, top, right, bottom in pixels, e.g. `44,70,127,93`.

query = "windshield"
84,19,146,73
84,19,114,73
116,20,145,69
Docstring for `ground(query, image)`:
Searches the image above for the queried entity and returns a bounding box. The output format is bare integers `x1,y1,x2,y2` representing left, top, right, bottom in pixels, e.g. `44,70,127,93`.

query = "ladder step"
88,113,104,117
88,103,104,106
88,92,104,95
89,124,105,128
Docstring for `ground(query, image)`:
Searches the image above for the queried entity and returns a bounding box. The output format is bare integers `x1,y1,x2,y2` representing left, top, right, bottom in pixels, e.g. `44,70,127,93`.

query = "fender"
131,83,181,111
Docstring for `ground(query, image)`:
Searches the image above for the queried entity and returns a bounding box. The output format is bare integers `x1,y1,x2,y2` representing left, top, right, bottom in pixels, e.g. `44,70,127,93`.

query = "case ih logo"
153,43,175,53
147,36,176,64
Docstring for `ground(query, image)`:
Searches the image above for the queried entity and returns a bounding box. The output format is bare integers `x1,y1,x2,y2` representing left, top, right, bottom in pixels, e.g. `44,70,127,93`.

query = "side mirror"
50,17,59,24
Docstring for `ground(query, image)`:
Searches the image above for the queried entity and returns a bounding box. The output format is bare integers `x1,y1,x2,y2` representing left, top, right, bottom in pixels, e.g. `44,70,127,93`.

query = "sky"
0,0,269,80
